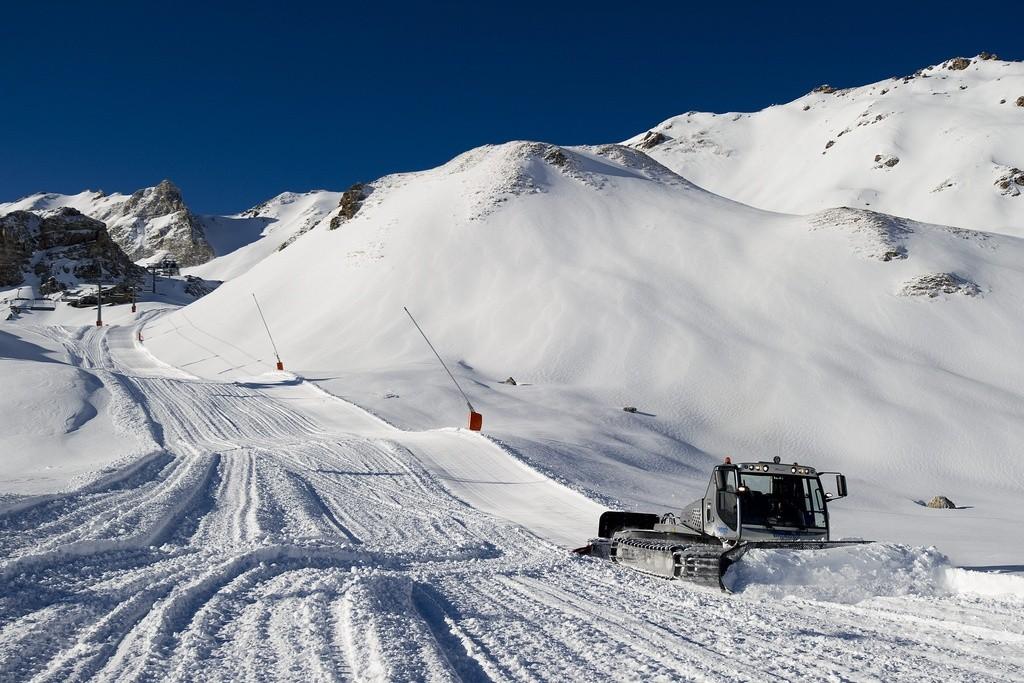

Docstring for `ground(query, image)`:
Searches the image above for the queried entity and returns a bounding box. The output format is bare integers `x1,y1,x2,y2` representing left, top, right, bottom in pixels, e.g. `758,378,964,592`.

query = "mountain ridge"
626,54,1024,236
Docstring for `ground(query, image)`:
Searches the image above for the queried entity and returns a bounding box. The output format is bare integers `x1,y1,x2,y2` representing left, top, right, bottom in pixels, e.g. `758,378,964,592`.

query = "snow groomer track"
2,324,1022,682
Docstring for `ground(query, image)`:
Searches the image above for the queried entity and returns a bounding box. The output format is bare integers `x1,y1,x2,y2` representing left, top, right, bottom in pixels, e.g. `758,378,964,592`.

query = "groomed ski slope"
138,139,1024,570
2,320,1022,682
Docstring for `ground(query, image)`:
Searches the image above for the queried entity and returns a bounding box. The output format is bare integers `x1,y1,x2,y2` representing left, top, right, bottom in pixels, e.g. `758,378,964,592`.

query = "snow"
628,55,1024,237
136,140,1024,570
2,56,1024,679
0,327,157,499
190,190,341,281
1,322,1022,680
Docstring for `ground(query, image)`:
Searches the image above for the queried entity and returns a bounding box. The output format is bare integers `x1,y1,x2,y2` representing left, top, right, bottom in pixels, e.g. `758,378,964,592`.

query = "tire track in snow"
4,320,1023,682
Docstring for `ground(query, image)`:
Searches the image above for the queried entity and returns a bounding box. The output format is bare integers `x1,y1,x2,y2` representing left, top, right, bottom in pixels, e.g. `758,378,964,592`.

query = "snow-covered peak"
120,179,188,219
628,54,1024,236
0,181,214,266
188,189,343,281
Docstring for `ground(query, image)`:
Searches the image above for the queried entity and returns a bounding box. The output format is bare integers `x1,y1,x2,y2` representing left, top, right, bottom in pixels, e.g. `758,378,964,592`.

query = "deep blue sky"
1,1,1017,214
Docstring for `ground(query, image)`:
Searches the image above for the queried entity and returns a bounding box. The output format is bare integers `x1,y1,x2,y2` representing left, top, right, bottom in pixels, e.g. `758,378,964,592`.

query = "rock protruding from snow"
636,130,669,150
0,208,142,290
107,180,213,266
0,212,37,286
329,183,369,230
994,166,1024,196
809,208,911,261
945,57,972,71
927,495,957,509
899,272,981,298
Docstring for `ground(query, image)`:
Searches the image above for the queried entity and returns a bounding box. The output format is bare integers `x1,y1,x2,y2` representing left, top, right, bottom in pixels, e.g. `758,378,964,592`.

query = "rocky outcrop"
0,211,38,286
103,180,214,266
874,154,900,168
1017,96,1024,108
994,167,1024,196
899,273,980,298
927,496,956,509
945,57,972,71
0,208,143,291
636,131,668,150
812,84,837,94
329,183,368,230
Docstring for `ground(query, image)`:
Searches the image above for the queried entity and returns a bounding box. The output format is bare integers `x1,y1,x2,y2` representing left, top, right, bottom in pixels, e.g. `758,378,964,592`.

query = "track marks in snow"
3,322,1023,681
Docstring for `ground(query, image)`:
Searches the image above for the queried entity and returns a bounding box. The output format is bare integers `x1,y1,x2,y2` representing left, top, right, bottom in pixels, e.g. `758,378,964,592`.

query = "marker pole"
253,293,284,371
403,306,482,430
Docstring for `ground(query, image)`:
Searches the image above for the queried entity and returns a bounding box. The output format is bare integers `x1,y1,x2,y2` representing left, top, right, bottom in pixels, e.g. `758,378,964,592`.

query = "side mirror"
836,474,848,498
819,472,848,500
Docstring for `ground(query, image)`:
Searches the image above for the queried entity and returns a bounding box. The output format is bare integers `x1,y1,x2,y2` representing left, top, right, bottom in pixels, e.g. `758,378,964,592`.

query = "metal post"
96,281,103,327
403,306,482,430
131,284,137,313
252,293,284,371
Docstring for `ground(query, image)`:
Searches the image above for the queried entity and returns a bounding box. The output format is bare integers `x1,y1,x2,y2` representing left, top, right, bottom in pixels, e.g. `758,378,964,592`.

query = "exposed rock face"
874,154,900,169
183,275,218,298
636,131,668,150
945,57,972,71
0,208,143,290
0,211,37,286
899,272,980,298
1017,96,1024,107
994,167,1024,196
812,84,837,94
927,496,956,509
543,147,569,167
1,180,217,267
103,180,214,266
329,183,368,230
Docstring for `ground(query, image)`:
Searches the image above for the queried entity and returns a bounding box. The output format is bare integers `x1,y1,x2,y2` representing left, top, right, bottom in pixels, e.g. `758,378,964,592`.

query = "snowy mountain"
190,189,343,281
3,58,1024,680
0,180,213,266
141,140,1024,563
627,54,1024,236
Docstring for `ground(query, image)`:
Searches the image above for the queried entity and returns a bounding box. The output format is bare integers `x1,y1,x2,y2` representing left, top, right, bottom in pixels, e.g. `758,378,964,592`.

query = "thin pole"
403,306,474,412
252,293,282,365
96,281,103,326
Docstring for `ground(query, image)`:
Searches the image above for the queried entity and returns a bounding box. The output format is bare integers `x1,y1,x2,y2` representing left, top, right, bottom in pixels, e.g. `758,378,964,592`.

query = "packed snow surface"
1,322,1021,681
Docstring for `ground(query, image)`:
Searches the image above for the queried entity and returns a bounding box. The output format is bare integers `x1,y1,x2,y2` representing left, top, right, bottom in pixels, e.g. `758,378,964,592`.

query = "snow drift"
725,543,1024,603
